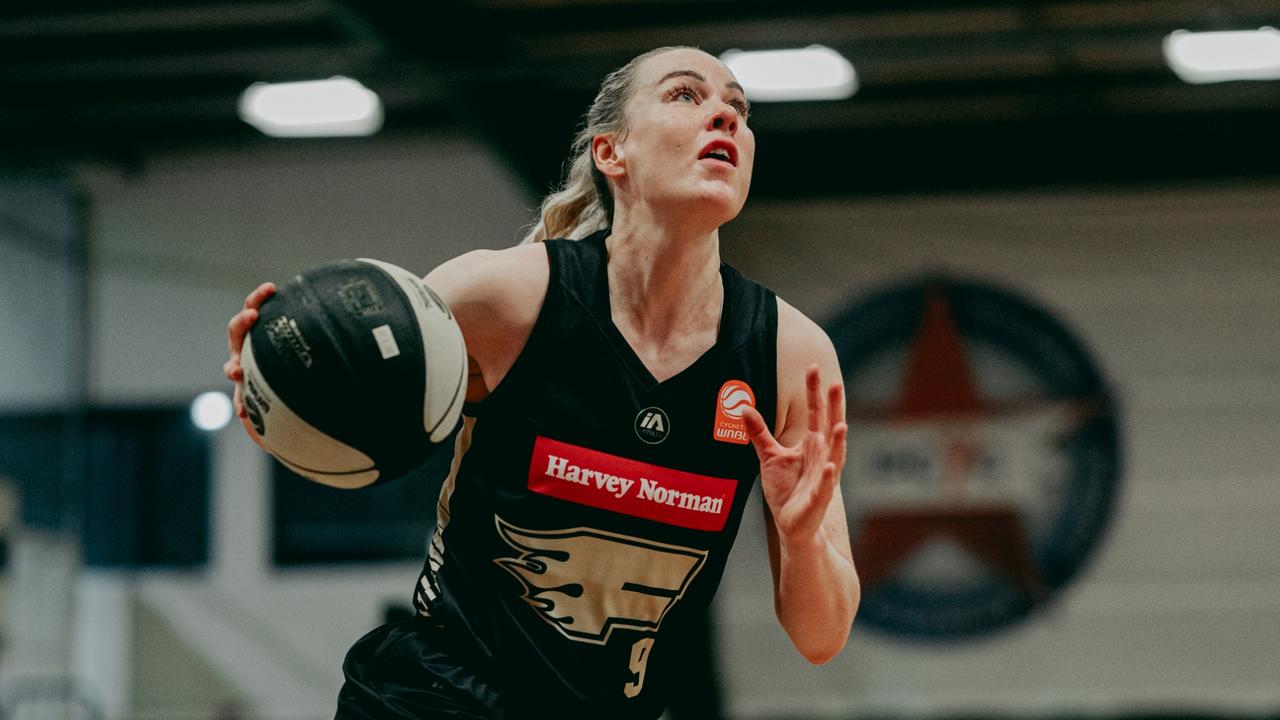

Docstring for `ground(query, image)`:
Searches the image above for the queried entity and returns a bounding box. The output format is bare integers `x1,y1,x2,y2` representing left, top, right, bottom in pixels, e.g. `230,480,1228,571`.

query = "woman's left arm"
740,300,860,664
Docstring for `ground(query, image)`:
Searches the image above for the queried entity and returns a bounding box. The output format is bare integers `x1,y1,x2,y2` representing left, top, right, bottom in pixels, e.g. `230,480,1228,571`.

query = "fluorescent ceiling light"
239,76,383,137
720,45,858,102
191,391,233,431
1163,27,1280,84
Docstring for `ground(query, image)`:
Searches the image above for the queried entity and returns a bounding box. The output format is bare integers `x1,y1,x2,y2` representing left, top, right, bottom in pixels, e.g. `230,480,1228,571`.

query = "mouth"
698,140,738,167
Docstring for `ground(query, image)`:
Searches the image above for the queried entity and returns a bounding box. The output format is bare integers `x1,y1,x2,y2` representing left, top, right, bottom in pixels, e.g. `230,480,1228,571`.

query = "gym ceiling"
3,0,1278,196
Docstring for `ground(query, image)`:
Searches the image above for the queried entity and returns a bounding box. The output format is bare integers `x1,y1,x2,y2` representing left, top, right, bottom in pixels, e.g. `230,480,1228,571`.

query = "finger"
802,430,826,477
223,359,241,383
741,405,781,458
244,282,276,311
812,461,840,511
806,365,823,434
227,308,255,339
227,308,259,355
233,383,246,418
827,381,844,436
828,422,848,471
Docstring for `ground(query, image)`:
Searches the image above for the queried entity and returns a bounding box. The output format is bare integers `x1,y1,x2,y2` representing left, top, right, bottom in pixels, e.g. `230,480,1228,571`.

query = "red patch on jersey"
527,436,737,531
713,380,755,444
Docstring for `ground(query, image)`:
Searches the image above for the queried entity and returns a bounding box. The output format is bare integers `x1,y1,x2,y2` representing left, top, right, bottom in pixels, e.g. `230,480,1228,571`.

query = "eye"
667,84,701,104
730,99,750,117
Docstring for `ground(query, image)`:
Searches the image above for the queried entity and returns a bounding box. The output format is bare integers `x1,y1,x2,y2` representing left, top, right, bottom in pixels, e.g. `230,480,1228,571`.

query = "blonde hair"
521,46,694,244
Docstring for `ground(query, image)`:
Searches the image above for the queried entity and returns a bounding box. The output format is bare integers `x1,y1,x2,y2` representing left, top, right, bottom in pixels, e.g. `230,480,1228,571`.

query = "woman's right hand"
224,282,276,437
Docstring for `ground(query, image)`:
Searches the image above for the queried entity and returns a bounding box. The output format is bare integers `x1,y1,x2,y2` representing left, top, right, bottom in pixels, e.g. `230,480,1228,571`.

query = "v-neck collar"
588,232,732,392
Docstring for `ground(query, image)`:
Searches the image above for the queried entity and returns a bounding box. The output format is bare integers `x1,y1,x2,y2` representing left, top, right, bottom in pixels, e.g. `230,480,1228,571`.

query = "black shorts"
335,618,499,720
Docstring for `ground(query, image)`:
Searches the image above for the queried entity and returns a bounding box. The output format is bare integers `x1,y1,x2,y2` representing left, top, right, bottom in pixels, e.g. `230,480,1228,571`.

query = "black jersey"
412,230,778,719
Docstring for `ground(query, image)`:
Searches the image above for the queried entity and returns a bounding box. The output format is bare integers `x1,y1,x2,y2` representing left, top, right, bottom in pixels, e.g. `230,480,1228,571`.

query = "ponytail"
521,137,610,243
520,46,693,244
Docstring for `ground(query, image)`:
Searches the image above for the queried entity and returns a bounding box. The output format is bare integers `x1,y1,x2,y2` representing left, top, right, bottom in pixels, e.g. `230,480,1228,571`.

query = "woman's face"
603,49,755,227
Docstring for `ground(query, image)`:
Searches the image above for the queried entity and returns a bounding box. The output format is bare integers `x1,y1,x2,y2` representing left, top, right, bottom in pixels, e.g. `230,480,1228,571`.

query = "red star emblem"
847,286,1097,600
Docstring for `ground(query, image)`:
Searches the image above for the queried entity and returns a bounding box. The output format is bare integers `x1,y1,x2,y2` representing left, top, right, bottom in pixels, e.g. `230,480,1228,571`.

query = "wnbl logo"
634,407,670,444
713,380,755,445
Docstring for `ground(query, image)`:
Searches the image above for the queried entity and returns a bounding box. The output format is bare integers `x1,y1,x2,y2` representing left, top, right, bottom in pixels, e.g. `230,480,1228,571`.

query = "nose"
708,105,737,135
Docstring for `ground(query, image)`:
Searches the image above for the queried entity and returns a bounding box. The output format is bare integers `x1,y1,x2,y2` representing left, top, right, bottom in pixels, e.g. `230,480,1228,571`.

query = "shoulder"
773,297,843,435
424,242,549,311
776,298,838,367
423,243,551,396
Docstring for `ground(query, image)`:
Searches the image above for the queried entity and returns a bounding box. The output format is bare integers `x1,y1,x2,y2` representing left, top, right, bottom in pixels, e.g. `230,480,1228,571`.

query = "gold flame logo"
493,517,708,645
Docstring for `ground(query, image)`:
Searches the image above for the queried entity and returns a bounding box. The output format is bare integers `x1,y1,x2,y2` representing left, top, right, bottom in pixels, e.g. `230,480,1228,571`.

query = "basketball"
238,258,467,488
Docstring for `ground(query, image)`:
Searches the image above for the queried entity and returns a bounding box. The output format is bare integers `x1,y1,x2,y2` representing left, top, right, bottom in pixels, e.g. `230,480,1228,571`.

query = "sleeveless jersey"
412,230,778,719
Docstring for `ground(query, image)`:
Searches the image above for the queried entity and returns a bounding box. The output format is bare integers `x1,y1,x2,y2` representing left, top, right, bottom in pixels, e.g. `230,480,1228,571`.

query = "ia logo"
634,407,670,444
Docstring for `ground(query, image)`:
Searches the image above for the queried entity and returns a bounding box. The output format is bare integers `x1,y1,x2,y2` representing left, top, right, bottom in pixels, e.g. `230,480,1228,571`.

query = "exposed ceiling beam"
1041,0,1280,29
2,43,385,82
509,8,1027,61
0,1,333,38
747,80,1280,131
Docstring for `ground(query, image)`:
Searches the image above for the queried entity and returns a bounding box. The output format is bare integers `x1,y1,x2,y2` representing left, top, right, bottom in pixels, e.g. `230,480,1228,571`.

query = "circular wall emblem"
634,406,671,444
826,278,1120,640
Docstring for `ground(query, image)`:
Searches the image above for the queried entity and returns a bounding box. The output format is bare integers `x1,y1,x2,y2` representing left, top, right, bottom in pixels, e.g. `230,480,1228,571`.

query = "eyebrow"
656,69,746,95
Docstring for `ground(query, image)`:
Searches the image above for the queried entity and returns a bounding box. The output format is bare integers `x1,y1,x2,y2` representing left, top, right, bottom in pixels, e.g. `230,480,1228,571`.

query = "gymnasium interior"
1,1,1278,718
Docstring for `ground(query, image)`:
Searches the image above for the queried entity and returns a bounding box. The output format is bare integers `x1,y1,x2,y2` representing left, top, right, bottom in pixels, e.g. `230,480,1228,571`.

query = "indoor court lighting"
238,76,383,137
1163,27,1280,84
720,45,858,101
191,391,233,432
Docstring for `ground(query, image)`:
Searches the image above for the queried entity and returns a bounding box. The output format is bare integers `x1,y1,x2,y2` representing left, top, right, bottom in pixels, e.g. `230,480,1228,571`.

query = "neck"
605,205,723,341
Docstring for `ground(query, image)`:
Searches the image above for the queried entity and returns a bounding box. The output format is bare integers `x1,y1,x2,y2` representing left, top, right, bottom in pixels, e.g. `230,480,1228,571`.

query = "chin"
694,186,747,222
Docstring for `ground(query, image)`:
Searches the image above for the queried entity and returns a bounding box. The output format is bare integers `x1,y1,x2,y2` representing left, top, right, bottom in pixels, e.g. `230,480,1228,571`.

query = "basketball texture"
239,258,467,488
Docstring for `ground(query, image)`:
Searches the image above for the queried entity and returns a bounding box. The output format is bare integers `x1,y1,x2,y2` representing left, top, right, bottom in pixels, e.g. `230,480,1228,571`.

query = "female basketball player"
225,46,858,719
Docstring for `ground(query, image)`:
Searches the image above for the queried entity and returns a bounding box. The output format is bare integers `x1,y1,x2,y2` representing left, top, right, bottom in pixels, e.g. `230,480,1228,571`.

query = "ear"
592,133,626,180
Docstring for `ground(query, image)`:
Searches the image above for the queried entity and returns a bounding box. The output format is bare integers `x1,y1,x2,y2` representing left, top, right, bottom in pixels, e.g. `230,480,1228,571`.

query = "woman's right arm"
422,243,550,404
223,243,550,439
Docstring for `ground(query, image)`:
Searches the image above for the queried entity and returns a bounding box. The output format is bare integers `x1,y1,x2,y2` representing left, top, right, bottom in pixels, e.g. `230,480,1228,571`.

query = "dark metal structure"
3,0,1278,194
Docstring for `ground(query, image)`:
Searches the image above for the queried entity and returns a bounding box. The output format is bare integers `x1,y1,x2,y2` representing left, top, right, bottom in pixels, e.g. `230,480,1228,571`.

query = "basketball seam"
361,258,462,441
427,338,467,437
363,261,436,435
277,456,376,476
314,261,427,471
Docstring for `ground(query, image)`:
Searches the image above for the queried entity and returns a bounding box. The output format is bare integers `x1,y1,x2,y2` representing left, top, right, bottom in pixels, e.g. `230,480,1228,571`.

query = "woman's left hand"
741,365,848,543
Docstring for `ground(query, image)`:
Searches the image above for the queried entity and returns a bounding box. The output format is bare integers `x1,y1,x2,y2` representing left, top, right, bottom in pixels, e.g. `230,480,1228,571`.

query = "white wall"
0,178,81,409
716,184,1280,718
82,135,532,403
0,179,84,707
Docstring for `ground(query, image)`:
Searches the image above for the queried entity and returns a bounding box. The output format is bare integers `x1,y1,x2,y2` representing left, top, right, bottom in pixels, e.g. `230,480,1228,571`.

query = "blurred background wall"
717,188,1280,717
1,2,1279,719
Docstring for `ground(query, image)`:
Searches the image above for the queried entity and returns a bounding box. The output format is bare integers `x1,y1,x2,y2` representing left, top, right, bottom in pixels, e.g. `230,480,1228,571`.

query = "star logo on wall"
843,283,1107,608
